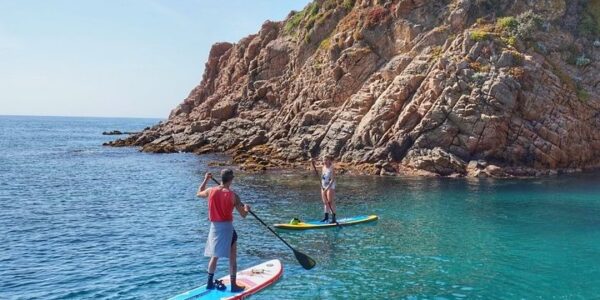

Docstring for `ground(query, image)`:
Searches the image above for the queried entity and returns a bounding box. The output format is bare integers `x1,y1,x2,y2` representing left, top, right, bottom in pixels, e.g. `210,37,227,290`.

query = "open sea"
1,115,599,299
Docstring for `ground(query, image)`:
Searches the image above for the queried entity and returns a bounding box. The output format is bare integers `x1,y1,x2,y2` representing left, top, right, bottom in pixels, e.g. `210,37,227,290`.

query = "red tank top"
208,187,235,222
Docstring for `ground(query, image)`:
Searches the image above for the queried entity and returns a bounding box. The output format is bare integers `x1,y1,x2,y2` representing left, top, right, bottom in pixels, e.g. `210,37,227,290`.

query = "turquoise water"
1,116,599,299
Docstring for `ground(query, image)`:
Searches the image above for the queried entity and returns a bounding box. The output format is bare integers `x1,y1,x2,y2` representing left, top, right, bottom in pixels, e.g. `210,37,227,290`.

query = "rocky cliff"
109,0,600,177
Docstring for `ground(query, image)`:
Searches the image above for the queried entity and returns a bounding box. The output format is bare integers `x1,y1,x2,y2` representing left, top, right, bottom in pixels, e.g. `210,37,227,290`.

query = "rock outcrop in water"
102,130,140,135
109,0,600,177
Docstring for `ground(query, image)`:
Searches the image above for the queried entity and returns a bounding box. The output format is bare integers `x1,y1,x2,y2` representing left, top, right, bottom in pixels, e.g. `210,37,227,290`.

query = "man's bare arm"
196,172,212,198
233,193,250,218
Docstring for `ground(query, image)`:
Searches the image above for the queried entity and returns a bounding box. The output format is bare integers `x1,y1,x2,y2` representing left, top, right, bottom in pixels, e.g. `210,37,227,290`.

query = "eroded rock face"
108,0,600,177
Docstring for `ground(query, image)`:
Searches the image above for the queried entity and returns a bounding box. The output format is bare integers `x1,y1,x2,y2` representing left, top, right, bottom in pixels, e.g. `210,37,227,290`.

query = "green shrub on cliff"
506,36,517,46
471,72,488,84
514,11,542,40
579,0,600,37
496,11,541,47
343,0,355,10
547,59,578,97
431,46,443,59
316,10,333,26
577,88,590,102
565,45,579,65
579,14,598,37
576,55,592,67
501,34,517,47
534,42,548,54
285,11,304,34
497,16,518,31
322,0,337,10
564,46,593,67
284,2,321,35
511,51,524,65
591,0,600,17
319,37,331,50
305,3,321,31
470,30,490,41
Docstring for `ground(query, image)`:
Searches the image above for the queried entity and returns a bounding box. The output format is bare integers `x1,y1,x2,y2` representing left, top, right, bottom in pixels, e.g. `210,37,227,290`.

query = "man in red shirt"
197,169,250,292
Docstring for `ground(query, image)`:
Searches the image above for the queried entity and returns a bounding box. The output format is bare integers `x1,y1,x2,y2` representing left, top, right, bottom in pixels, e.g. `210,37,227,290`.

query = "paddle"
210,177,316,270
310,158,339,226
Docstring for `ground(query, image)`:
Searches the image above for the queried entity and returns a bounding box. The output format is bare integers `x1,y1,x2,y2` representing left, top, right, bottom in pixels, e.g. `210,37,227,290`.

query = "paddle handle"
310,159,319,177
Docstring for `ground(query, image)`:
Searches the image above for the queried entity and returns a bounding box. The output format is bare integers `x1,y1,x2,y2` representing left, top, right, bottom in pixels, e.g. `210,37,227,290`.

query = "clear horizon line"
0,113,166,120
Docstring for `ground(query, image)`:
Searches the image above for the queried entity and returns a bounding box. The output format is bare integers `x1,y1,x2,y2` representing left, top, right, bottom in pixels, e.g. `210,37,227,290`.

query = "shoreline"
106,140,599,179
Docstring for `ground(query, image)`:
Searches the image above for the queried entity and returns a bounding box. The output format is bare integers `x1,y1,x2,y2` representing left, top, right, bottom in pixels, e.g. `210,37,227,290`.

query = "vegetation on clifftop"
284,2,321,34
579,0,600,37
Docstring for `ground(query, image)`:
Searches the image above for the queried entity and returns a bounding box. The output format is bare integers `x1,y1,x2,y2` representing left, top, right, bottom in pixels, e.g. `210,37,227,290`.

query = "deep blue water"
1,115,599,299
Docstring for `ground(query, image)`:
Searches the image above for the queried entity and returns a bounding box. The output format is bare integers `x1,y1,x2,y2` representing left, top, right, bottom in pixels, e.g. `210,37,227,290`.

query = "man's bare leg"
206,257,218,289
229,242,245,292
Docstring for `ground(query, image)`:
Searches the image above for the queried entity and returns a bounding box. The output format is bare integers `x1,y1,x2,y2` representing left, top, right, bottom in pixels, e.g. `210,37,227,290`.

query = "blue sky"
0,0,309,118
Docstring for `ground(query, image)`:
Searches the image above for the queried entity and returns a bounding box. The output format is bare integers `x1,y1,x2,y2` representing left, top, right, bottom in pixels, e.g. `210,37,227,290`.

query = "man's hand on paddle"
196,172,213,198
234,193,250,218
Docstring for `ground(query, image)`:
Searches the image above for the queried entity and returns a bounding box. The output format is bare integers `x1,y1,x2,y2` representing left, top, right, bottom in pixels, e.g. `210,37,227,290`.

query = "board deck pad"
169,259,282,300
273,215,378,230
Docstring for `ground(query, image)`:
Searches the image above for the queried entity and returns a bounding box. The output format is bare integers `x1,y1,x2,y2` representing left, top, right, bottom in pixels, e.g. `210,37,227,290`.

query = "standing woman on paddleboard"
196,169,250,292
312,155,337,224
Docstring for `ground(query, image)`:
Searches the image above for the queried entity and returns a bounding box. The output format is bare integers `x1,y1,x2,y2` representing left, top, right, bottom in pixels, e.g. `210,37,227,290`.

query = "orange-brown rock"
108,0,600,177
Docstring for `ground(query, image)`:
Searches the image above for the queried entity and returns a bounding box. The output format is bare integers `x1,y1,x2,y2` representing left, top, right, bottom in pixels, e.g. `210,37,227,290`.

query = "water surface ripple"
1,116,599,299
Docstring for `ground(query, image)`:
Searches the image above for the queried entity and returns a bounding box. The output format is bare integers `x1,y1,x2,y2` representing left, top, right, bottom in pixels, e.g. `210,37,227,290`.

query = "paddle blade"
293,249,316,270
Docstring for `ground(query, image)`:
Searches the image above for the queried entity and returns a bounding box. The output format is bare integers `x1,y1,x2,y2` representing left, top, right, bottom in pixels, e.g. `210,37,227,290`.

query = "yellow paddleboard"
274,215,378,230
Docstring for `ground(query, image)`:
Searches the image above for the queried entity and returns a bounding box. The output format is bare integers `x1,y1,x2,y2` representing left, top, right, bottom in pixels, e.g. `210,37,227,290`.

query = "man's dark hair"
221,169,234,184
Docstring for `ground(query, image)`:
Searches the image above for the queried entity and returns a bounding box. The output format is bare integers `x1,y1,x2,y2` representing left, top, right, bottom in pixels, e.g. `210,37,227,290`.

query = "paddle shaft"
209,177,297,252
248,211,297,251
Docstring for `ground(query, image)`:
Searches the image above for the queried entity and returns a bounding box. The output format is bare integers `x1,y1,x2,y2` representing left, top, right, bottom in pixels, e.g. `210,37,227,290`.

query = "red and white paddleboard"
169,259,283,300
